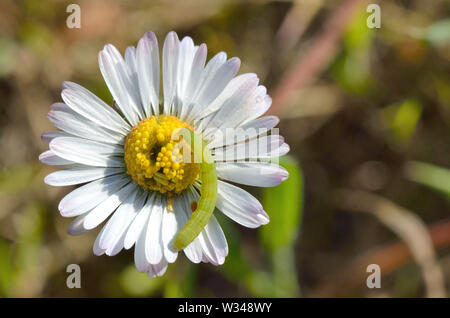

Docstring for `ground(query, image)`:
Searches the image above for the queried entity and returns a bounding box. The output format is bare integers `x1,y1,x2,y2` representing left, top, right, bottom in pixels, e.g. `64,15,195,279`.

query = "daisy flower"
40,31,290,277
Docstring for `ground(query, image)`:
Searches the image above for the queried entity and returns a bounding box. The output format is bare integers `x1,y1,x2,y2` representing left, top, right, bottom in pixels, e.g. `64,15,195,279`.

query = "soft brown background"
0,0,449,297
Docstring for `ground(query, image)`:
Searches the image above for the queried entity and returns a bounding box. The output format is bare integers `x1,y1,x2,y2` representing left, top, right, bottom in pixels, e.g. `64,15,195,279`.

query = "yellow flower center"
124,115,199,195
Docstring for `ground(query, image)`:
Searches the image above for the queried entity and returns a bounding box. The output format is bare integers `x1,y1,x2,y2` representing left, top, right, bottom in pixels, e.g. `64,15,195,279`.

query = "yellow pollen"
124,115,199,194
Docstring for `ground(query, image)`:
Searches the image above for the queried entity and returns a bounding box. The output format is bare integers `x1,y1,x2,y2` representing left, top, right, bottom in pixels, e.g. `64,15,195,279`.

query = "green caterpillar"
172,129,217,251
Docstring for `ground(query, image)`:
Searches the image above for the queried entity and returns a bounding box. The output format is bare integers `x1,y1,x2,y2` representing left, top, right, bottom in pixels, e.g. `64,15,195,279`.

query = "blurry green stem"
272,246,301,297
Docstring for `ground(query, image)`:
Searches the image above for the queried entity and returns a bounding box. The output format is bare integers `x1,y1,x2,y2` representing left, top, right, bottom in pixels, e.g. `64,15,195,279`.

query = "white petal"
240,87,272,125
106,232,127,257
124,193,155,249
146,258,168,277
187,52,228,121
99,190,147,256
58,174,129,217
41,131,71,144
219,85,271,130
107,192,148,256
49,136,124,167
98,45,143,125
187,57,240,123
50,135,123,155
145,195,164,264
216,180,269,228
39,150,77,166
93,225,107,256
216,162,288,187
124,46,138,83
161,203,179,263
67,213,89,236
207,115,280,149
162,31,180,115
45,167,124,186
134,219,149,272
124,46,142,120
204,84,271,129
177,37,198,94
136,31,160,117
197,232,220,265
172,37,197,118
201,215,228,265
184,236,204,264
240,116,280,131
212,135,289,161
111,198,148,256
104,44,144,118
61,81,130,135
202,74,258,133
179,42,207,120
198,73,256,120
96,189,138,249
83,181,137,230
47,104,124,145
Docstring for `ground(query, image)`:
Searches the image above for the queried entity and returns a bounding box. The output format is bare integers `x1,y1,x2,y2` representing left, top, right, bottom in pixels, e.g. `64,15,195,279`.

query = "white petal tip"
144,31,156,40
257,213,270,225
189,258,202,264
41,132,49,143
167,31,178,38
229,57,241,69
93,248,105,256
58,203,67,216
43,175,54,186
61,81,72,90
280,171,290,182
165,253,178,264
38,152,49,163
67,226,87,236
105,248,121,257
271,115,280,126
98,51,107,63
123,241,133,250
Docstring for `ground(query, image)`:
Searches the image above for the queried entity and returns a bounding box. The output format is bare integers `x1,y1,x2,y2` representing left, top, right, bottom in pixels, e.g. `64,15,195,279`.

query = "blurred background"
0,0,449,297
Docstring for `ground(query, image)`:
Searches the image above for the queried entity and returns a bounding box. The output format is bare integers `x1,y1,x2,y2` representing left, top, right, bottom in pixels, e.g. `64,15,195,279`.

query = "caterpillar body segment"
172,129,218,251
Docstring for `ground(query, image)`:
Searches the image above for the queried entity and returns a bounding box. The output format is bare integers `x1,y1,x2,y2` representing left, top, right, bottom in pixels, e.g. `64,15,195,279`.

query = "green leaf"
391,99,422,140
382,99,422,146
344,3,374,49
260,156,303,253
331,3,374,95
404,161,450,199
